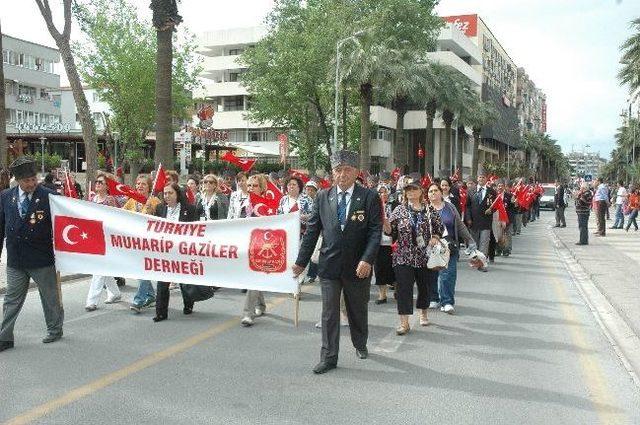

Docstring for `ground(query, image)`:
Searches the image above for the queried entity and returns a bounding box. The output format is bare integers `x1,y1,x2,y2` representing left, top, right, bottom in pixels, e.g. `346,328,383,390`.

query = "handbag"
180,284,216,302
426,209,450,271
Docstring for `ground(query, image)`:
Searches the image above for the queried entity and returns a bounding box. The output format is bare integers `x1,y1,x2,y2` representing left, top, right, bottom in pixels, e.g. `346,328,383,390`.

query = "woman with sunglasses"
152,183,200,322
427,183,475,315
197,174,229,221
240,174,270,327
383,181,444,335
85,173,121,311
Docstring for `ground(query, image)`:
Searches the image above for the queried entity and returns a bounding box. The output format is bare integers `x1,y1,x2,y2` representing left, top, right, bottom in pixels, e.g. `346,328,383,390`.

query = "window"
223,96,244,112
4,81,16,96
2,49,7,63
93,92,101,102
228,72,240,82
40,88,49,100
249,130,268,142
228,48,243,56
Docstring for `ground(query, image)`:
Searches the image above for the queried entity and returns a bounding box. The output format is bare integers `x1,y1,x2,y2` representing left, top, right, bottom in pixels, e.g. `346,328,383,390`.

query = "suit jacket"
465,186,497,231
155,202,198,222
196,193,229,220
554,186,566,208
296,184,382,281
0,185,57,269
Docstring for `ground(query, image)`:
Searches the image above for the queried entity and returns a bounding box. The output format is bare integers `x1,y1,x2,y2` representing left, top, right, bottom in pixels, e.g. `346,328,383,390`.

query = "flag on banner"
63,170,78,199
249,192,279,216
265,181,283,204
185,187,196,205
289,169,310,184
152,163,167,194
104,177,147,204
49,196,300,293
221,151,256,172
54,215,106,255
489,192,509,223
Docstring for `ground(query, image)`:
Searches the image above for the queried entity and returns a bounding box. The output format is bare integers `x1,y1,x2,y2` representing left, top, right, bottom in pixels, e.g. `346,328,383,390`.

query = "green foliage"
618,18,640,97
33,152,62,171
72,0,201,170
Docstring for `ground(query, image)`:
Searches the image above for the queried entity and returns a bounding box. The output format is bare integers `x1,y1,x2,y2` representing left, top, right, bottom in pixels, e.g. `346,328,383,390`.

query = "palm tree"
465,100,498,179
0,19,6,167
454,84,483,175
150,0,182,168
436,70,470,175
618,18,640,100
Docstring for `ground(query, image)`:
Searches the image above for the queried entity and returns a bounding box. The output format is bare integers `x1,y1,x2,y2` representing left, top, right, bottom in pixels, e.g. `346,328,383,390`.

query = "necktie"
337,192,347,227
20,194,31,218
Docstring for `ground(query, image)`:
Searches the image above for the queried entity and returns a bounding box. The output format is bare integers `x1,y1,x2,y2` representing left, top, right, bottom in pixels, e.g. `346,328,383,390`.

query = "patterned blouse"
91,194,118,208
389,203,444,268
277,193,313,216
122,196,161,215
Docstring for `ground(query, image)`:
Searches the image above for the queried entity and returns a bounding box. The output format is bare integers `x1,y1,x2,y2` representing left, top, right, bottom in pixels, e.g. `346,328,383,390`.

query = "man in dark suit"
465,172,496,272
554,180,567,227
0,157,63,352
293,150,382,374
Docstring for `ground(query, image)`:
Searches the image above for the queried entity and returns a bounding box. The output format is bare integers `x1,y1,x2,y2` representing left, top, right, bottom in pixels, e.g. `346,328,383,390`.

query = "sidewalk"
552,206,640,337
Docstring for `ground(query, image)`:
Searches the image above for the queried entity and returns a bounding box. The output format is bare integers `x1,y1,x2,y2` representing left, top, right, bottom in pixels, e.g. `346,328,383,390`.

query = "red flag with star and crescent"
63,170,78,199
265,181,283,205
489,192,509,223
289,169,310,184
152,163,167,194
104,177,147,204
249,192,279,216
54,215,106,255
221,151,256,172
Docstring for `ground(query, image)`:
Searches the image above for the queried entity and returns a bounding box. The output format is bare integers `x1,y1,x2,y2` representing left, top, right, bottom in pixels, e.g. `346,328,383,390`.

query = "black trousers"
319,277,370,364
156,282,194,317
596,201,607,235
374,246,395,286
577,212,590,244
393,265,436,315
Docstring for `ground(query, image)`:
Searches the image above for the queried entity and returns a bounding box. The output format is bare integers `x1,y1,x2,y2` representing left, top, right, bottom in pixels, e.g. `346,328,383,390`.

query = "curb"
0,273,88,296
550,228,640,388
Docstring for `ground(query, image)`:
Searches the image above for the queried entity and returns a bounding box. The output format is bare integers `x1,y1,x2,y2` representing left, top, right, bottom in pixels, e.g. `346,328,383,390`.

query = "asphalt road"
1,211,639,425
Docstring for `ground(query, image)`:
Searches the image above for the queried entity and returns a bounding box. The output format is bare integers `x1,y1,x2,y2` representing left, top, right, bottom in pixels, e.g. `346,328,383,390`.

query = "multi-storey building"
566,151,606,178
516,68,546,135
3,34,62,140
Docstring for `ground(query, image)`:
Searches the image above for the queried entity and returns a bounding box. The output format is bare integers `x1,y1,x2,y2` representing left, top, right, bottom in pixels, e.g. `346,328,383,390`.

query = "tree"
618,18,640,100
0,20,6,167
74,0,199,181
35,0,97,192
465,100,498,179
150,0,182,169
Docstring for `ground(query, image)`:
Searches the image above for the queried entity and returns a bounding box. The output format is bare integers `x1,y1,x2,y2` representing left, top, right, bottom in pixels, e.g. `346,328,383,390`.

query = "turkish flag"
54,215,106,255
451,168,460,182
221,151,256,172
105,177,147,204
391,167,401,181
265,181,283,204
152,163,167,194
64,171,78,199
289,169,310,184
219,182,232,196
319,178,331,189
421,173,432,189
459,186,468,216
249,192,278,216
185,187,196,205
489,192,509,223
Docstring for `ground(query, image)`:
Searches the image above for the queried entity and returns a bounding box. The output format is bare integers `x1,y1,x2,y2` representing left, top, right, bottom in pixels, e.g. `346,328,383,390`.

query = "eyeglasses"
204,180,216,184
95,181,105,184
247,183,257,187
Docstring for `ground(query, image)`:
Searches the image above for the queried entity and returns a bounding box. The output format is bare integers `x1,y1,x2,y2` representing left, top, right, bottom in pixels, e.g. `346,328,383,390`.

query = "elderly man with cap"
0,156,63,352
293,150,382,374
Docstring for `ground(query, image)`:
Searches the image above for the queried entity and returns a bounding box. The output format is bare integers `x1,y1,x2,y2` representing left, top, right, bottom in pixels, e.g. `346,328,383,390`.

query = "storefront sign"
15,122,71,133
443,14,478,37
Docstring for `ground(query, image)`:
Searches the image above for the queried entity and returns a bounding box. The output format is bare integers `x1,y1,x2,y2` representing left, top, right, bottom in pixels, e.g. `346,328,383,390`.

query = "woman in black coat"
153,183,199,322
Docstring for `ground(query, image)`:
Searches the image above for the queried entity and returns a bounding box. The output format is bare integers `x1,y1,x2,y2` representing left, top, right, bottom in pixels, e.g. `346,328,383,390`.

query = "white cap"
305,180,318,189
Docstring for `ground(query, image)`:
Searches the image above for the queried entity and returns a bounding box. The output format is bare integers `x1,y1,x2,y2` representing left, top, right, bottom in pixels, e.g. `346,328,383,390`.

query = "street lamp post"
39,136,46,175
334,31,366,153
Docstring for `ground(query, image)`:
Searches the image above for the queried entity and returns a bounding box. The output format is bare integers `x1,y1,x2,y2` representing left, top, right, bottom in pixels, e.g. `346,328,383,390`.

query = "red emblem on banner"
248,229,287,273
54,216,106,255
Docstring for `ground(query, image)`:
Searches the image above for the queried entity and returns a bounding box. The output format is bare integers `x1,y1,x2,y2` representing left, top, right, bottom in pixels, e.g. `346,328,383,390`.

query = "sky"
2,0,639,158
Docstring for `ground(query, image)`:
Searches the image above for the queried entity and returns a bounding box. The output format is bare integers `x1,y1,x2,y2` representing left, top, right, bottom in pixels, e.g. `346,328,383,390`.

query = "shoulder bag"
426,208,450,271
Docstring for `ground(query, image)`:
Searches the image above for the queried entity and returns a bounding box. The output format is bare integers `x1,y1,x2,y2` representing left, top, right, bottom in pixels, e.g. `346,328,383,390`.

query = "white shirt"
476,186,486,201
616,187,628,205
335,184,355,231
166,203,181,222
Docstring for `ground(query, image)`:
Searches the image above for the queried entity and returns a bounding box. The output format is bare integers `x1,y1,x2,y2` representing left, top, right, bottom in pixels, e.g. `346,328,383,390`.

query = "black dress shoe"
152,315,168,322
42,333,62,344
356,348,368,359
0,341,14,352
183,307,193,315
375,298,387,305
313,362,337,374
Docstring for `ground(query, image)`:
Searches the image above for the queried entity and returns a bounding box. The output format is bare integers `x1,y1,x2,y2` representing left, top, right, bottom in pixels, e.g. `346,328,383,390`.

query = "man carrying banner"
0,157,64,352
293,150,382,374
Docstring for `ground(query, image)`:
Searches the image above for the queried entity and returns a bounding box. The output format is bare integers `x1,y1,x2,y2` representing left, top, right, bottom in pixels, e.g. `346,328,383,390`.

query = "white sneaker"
241,316,254,327
440,306,445,312
428,301,440,309
443,304,455,314
104,295,121,304
255,308,265,317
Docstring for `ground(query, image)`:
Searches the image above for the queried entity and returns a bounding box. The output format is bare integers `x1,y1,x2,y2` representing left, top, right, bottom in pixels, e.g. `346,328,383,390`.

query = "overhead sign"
443,14,478,37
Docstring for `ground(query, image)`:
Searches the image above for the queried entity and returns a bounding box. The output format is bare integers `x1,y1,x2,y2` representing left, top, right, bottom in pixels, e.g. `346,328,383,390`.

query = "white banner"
50,196,300,294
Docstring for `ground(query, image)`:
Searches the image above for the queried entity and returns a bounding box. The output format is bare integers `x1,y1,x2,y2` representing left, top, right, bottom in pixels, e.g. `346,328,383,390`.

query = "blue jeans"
613,204,625,228
438,250,459,306
133,280,155,306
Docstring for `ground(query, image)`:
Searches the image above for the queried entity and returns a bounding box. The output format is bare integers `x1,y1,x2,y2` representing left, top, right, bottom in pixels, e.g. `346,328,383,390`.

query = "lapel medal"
36,211,44,221
29,213,36,224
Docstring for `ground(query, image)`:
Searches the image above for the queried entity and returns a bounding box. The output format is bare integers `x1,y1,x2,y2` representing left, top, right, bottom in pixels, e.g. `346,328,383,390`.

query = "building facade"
566,151,606,179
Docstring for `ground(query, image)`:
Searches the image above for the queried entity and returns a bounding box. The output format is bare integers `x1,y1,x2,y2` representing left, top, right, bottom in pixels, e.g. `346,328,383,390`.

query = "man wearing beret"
0,157,63,352
293,150,382,374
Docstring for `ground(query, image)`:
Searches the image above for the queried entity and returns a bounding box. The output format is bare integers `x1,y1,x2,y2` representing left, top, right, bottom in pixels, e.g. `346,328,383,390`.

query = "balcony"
197,81,248,98
426,51,482,87
3,63,60,90
207,110,271,130
437,24,482,65
202,55,244,73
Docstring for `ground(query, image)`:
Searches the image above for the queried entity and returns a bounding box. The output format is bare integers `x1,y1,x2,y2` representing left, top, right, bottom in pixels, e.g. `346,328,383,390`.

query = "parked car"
539,184,556,211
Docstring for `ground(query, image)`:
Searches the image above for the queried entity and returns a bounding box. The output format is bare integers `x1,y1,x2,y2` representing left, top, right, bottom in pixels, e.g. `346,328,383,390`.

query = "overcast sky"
3,0,639,158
